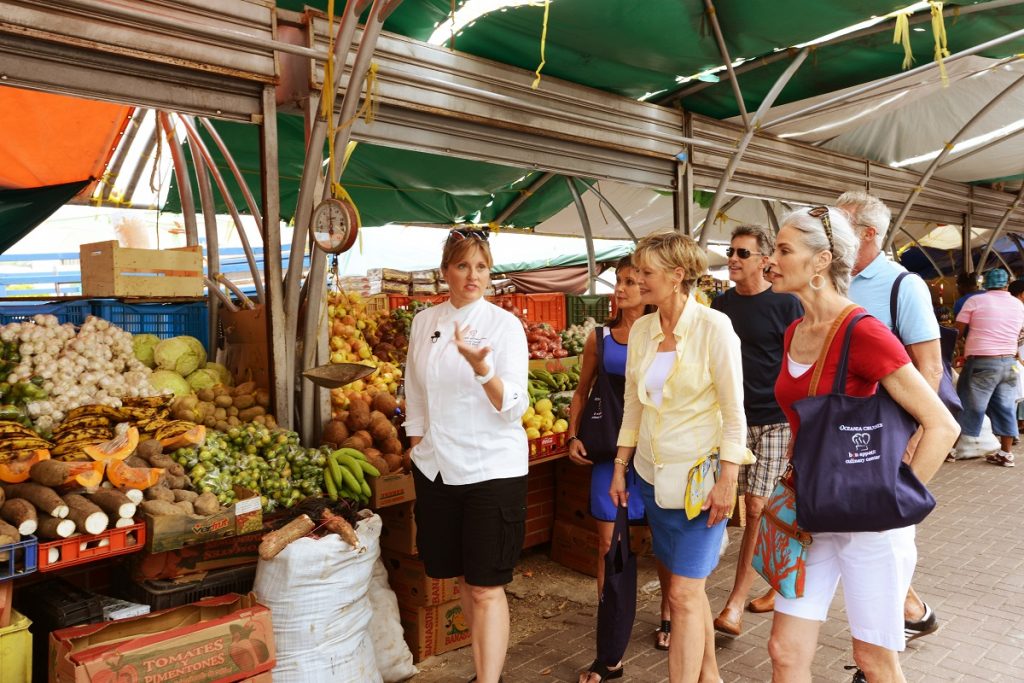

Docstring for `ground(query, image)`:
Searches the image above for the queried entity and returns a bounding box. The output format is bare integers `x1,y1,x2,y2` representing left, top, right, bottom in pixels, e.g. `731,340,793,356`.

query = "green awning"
165,114,581,228
0,180,90,255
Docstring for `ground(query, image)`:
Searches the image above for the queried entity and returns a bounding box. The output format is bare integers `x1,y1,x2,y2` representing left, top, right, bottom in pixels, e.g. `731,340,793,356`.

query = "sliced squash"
107,458,164,491
160,425,206,450
83,427,139,462
0,449,51,483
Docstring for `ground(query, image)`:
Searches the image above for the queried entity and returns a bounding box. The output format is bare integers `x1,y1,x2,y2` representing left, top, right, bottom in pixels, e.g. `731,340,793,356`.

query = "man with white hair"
838,190,943,656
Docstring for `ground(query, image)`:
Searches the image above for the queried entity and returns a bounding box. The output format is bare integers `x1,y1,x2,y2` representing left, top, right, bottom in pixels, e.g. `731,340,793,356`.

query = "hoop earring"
809,274,826,291
673,284,679,293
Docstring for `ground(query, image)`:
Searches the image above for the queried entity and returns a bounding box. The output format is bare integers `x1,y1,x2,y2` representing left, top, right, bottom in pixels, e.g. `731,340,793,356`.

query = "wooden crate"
80,241,203,298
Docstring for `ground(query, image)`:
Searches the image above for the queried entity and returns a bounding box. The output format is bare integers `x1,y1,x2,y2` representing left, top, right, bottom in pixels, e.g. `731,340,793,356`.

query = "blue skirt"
590,460,646,522
636,474,726,579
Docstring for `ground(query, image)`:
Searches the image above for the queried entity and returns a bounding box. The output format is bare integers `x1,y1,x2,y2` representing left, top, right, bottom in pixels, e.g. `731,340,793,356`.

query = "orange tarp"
0,86,132,190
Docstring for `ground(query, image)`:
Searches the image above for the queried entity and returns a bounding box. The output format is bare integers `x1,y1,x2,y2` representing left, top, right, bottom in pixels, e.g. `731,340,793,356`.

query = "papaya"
0,449,50,484
83,427,139,462
159,425,206,451
30,459,105,488
107,458,164,491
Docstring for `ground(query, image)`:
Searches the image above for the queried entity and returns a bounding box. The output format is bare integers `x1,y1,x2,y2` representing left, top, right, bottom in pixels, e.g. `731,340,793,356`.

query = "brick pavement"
412,455,1024,682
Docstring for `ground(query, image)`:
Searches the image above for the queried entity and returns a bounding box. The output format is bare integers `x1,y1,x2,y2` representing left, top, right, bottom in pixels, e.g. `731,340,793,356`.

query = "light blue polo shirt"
849,253,939,345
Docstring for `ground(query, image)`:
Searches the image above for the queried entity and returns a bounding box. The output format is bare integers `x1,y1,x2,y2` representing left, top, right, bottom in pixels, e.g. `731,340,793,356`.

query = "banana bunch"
529,366,581,394
51,407,118,460
140,419,198,441
0,420,52,463
323,447,380,506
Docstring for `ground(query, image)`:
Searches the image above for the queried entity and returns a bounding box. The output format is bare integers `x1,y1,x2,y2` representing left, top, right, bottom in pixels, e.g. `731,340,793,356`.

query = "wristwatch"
567,436,579,443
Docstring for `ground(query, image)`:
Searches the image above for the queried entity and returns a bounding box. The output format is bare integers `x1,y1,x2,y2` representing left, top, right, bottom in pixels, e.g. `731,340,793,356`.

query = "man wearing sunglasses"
838,190,943,650
711,225,802,636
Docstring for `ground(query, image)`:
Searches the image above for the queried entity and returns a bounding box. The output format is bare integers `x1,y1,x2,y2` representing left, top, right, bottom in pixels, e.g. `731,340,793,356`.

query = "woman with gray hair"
764,206,959,682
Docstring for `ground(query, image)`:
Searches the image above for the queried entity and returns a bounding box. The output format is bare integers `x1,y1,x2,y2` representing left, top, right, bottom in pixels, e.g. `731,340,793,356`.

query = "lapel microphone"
431,330,441,343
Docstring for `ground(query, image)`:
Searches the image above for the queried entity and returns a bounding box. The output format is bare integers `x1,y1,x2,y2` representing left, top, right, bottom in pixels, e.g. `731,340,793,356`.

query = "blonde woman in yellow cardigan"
610,232,753,683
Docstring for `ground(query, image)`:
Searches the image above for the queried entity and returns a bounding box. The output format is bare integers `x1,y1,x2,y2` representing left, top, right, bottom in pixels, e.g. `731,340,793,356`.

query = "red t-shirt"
775,309,911,440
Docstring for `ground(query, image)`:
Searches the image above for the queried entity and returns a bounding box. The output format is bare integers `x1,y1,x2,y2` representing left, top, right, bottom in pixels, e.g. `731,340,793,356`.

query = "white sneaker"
953,434,998,460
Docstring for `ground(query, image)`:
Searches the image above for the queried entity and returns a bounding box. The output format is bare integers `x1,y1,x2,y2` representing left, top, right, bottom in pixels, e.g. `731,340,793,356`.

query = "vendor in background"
403,228,529,683
611,232,753,683
567,256,668,683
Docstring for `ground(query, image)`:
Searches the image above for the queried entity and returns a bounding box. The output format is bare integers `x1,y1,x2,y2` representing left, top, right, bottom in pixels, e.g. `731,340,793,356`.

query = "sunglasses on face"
808,206,835,254
726,247,762,259
448,227,490,242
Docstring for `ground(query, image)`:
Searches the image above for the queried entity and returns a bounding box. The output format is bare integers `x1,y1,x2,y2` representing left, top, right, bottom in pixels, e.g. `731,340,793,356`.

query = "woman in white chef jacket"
403,228,529,683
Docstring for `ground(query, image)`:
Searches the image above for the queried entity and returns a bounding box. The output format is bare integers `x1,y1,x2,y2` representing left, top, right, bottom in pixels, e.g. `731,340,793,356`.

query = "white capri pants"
775,525,917,651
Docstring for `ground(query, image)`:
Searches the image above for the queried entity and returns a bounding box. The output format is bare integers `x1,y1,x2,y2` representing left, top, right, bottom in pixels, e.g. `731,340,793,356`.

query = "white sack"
254,513,383,683
368,559,417,682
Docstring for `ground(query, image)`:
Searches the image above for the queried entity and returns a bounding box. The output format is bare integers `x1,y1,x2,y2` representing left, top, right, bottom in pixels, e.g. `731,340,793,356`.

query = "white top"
644,352,676,408
787,354,812,378
403,298,530,485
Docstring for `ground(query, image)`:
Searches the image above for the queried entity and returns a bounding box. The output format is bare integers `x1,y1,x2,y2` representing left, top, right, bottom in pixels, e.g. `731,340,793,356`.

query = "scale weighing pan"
302,362,376,389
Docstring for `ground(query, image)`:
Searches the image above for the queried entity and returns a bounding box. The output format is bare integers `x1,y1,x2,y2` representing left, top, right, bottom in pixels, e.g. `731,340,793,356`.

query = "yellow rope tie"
944,142,955,151
930,1,951,86
336,62,380,132
531,0,551,90
488,221,501,234
892,11,915,70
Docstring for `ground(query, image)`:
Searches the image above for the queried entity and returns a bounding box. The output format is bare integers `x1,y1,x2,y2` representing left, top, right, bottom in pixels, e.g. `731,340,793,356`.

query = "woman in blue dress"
568,256,670,683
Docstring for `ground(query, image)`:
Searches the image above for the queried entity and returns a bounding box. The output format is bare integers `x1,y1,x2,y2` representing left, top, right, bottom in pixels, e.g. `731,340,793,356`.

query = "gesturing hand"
453,323,492,375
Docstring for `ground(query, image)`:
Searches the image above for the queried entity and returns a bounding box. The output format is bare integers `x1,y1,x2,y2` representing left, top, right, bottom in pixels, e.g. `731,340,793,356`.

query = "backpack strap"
890,272,910,341
808,304,860,397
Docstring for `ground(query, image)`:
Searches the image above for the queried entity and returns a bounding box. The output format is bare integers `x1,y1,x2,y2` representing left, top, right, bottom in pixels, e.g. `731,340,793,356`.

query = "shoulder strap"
808,304,860,397
832,313,868,394
890,272,910,340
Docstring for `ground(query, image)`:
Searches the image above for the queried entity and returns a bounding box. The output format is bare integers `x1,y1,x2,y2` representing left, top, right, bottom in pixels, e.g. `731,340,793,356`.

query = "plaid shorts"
738,422,791,498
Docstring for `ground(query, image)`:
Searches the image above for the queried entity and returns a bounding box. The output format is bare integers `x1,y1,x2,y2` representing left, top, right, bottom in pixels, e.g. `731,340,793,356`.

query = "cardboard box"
80,241,203,298
143,487,262,553
399,598,471,663
370,471,416,509
379,503,418,555
550,520,652,578
221,306,270,391
382,550,460,607
131,532,263,582
50,593,274,683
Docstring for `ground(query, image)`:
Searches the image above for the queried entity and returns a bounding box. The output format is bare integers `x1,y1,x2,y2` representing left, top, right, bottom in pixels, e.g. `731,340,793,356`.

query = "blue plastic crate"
90,300,209,349
0,536,38,582
0,301,93,326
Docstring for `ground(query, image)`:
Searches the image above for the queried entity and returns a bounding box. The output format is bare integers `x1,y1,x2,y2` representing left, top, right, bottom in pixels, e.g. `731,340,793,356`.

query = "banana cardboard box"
399,598,471,663
143,486,262,553
50,593,274,683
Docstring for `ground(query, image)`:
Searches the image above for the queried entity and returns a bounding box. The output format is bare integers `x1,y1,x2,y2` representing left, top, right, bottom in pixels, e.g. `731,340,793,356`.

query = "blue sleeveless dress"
590,327,646,522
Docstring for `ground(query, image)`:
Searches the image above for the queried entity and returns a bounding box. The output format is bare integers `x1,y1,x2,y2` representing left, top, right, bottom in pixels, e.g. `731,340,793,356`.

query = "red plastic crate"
387,294,449,310
522,293,566,331
528,432,568,463
38,522,146,572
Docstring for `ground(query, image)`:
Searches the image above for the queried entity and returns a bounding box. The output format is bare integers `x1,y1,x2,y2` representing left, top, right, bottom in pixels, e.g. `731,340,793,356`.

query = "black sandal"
467,677,503,682
580,660,624,682
654,619,671,650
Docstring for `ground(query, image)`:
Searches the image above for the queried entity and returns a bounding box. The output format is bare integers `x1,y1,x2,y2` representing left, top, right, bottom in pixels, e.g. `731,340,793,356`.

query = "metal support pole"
176,114,265,302
187,125,221,356
98,107,145,203
567,178,597,295
884,73,1024,249
976,181,1024,274
938,125,1024,170
703,0,749,129
586,183,638,243
300,254,327,443
695,195,743,243
764,29,1024,132
897,227,945,276
762,200,780,235
698,48,809,248
678,114,695,235
260,86,291,431
198,117,264,228
962,213,973,274
122,124,158,208
493,172,555,226
157,112,199,246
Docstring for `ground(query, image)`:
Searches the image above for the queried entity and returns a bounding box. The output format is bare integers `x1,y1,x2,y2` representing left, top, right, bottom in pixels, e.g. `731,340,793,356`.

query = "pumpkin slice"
160,425,206,450
83,427,140,462
0,449,51,483
107,458,164,491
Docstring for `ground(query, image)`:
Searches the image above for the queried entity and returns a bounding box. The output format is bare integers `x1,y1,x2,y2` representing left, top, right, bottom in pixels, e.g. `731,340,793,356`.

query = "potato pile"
129,438,223,517
322,394,406,476
169,382,277,432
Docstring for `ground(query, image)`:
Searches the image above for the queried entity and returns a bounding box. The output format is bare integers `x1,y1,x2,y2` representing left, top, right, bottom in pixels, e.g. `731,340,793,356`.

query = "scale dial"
310,197,359,254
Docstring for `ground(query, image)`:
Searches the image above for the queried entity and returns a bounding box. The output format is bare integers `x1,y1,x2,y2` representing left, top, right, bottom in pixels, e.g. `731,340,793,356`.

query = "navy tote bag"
791,313,936,533
577,328,626,463
595,505,636,666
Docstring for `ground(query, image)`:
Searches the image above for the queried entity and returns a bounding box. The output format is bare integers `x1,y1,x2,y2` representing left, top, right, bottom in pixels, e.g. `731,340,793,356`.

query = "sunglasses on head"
726,247,762,259
448,227,490,242
808,206,835,254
